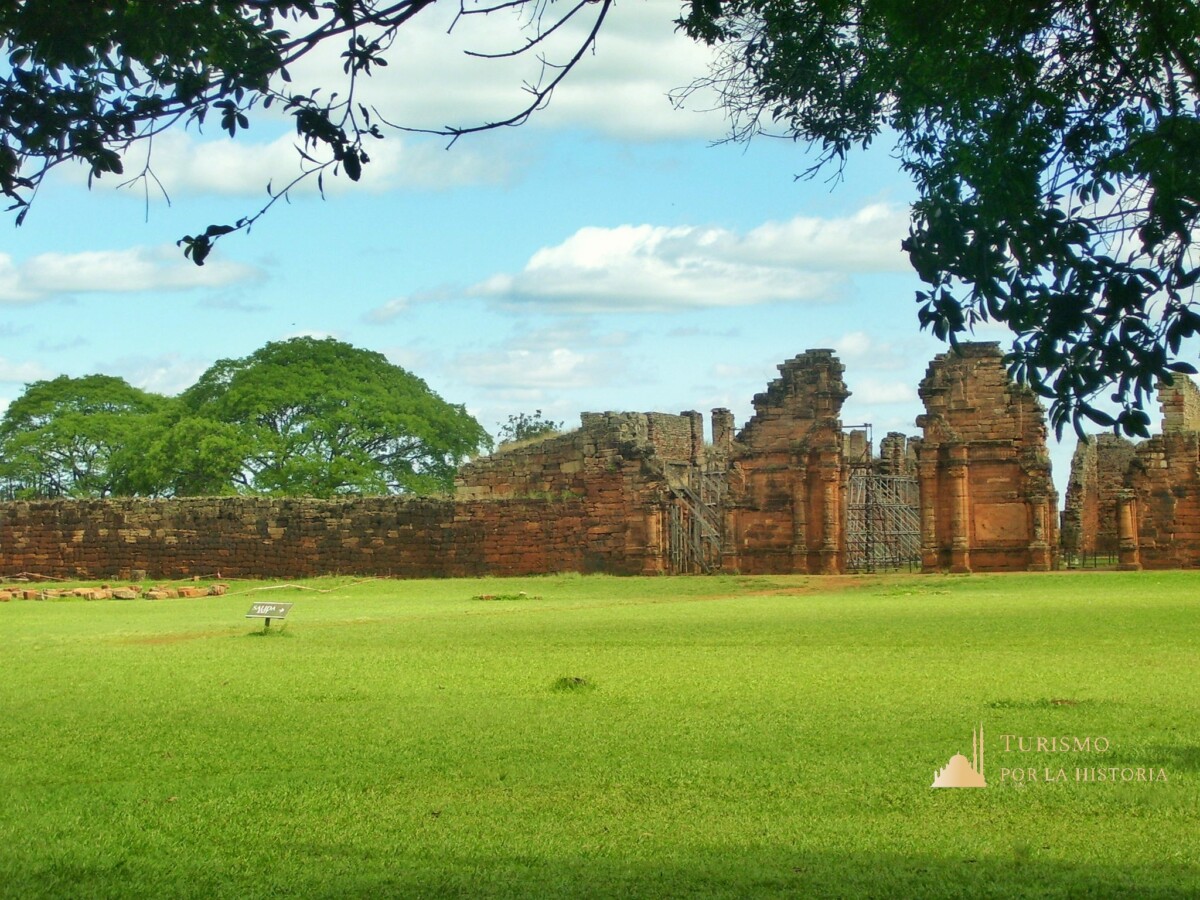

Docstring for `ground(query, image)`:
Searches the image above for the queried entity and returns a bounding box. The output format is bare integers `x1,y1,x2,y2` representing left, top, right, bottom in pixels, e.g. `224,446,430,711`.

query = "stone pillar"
948,443,971,573
711,408,735,456
844,429,868,463
916,449,940,572
817,451,842,574
790,470,809,572
1117,491,1142,570
1028,494,1051,571
642,506,666,575
682,410,705,464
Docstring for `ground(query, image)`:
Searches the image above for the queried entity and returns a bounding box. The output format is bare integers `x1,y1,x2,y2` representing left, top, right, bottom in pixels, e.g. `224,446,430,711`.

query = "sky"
0,1,1091,493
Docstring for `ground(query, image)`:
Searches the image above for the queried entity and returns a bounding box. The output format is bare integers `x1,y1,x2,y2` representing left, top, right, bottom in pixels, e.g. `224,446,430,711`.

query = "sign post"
246,601,293,630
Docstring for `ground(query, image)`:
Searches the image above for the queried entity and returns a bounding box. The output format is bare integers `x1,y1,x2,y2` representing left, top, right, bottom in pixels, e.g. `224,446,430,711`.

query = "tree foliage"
679,0,1200,435
180,337,491,496
497,409,563,444
0,338,490,499
0,374,168,498
0,0,614,264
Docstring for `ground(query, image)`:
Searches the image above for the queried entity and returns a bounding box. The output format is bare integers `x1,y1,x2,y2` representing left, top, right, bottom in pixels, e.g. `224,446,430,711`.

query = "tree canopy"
0,338,491,499
679,0,1200,435
0,0,614,263
0,374,168,498
181,336,491,496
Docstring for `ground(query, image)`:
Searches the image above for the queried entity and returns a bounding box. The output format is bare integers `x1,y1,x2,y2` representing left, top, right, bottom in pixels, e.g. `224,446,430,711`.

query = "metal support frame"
845,466,921,573
667,470,725,574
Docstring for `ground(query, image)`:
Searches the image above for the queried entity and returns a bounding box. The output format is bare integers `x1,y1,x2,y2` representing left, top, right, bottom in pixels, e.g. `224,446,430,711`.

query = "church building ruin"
1062,374,1200,569
457,341,1059,575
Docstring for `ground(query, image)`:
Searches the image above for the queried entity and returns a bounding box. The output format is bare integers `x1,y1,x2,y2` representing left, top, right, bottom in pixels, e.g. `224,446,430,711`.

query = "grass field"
1,571,1197,898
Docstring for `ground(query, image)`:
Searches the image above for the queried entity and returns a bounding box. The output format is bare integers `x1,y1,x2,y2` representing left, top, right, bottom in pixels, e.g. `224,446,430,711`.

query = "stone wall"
453,411,684,574
0,495,661,579
723,350,849,574
914,342,1058,572
1121,376,1200,569
1061,434,1137,558
0,345,1085,580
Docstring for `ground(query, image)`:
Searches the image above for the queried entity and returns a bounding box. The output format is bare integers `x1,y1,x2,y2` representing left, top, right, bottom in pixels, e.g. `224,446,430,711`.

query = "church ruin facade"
456,341,1060,576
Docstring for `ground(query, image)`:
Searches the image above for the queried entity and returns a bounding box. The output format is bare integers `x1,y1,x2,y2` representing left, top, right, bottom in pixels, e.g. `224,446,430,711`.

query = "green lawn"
1,571,1197,898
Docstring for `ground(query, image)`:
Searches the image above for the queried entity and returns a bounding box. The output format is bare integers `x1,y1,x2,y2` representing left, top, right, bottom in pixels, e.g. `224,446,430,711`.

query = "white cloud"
286,1,726,142
833,330,928,372
850,378,917,405
109,354,210,397
455,347,611,390
834,331,874,359
0,357,54,384
120,130,511,199
467,205,910,312
364,286,459,323
0,245,262,304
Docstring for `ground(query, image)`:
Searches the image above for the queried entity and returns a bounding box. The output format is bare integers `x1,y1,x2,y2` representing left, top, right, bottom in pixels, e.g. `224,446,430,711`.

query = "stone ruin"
914,343,1058,572
1061,374,1200,569
457,340,1060,575
38,338,1200,579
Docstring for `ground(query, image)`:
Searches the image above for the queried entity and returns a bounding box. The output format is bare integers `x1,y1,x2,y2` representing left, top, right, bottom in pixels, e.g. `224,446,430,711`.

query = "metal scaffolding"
845,466,922,572
667,470,725,574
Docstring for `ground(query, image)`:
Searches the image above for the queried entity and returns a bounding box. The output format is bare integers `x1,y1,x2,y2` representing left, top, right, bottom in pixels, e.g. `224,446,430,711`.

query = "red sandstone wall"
0,495,659,580
456,412,684,502
454,410,678,574
916,342,1058,572
1127,433,1200,567
724,350,848,574
1126,377,1200,568
1062,435,1137,557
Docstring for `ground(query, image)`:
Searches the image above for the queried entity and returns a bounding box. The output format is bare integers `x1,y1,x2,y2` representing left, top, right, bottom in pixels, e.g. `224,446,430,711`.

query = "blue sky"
0,2,1082,492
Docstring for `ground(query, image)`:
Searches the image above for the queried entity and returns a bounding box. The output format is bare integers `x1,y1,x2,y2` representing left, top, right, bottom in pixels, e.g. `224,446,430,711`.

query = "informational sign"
245,602,293,627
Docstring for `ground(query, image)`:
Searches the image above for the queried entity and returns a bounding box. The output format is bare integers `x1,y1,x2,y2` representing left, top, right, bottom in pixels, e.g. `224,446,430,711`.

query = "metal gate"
845,468,921,572
667,472,724,574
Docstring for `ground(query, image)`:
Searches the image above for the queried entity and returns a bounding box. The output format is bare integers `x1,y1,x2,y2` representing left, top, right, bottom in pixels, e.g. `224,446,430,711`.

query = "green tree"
182,336,491,496
114,409,251,498
0,374,168,498
679,0,1200,435
497,409,564,444
0,0,615,263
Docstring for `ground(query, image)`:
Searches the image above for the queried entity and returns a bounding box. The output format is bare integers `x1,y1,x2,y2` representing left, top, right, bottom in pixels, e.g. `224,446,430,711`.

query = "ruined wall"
915,342,1058,572
454,411,688,574
1061,434,1137,558
0,495,661,580
877,432,918,477
1123,377,1200,569
723,350,849,574
0,346,1108,581
456,411,697,501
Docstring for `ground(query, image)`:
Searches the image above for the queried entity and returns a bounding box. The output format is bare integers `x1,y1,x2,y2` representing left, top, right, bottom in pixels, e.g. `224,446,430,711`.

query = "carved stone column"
1028,494,1051,571
643,506,665,575
817,451,842,575
790,469,809,573
916,450,940,572
948,443,972,573
1117,491,1142,570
